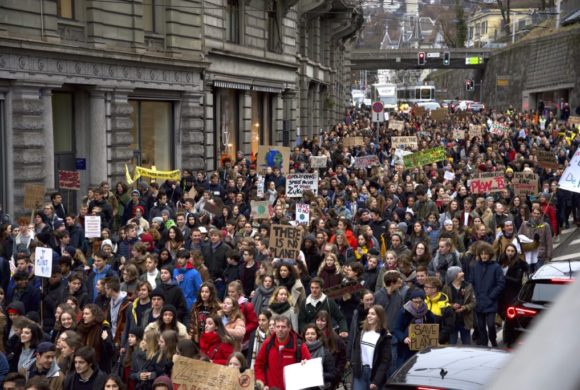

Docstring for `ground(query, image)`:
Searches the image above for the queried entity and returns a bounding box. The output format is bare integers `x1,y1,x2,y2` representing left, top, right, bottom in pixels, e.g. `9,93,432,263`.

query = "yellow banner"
125,164,180,184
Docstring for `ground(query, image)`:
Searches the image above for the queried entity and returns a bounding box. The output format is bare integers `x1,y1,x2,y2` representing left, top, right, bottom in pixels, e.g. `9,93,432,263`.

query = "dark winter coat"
351,329,392,389
468,260,505,313
298,296,348,334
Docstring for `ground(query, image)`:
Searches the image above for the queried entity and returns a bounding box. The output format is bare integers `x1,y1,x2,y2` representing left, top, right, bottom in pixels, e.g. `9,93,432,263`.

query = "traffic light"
418,52,426,66
443,52,450,66
465,79,474,91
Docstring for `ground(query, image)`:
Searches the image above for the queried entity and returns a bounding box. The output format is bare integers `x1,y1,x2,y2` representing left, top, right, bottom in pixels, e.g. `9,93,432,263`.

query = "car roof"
387,346,510,390
531,260,580,280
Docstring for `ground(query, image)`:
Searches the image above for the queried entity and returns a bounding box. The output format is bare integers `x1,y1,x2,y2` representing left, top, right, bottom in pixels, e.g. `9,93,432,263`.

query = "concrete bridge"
350,48,494,70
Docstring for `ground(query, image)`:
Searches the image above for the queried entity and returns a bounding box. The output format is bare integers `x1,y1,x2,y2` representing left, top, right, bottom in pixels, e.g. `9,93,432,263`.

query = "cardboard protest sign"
295,203,310,225
468,124,483,138
23,184,46,210
202,199,223,215
389,120,405,131
257,145,291,174
354,155,380,169
34,247,53,278
409,324,439,351
172,355,254,390
537,149,559,169
286,173,318,198
470,172,506,193
489,122,510,136
452,129,465,140
342,137,364,147
413,106,426,117
269,224,303,259
324,281,366,299
251,200,271,219
403,147,446,169
431,108,448,121
512,172,539,197
310,156,327,168
58,170,81,190
84,216,102,238
568,116,580,127
392,136,418,150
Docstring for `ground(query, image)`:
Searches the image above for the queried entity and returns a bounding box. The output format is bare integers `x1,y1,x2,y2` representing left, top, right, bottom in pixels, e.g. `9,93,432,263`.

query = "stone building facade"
0,0,362,214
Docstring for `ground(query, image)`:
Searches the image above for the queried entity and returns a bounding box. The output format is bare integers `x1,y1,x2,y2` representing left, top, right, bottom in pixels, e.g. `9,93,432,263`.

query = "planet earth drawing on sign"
257,204,267,214
264,149,284,169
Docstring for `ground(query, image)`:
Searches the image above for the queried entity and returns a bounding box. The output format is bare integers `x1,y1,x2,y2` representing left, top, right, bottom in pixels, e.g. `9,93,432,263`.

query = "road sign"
465,56,484,65
372,101,385,123
496,77,510,87
427,52,440,58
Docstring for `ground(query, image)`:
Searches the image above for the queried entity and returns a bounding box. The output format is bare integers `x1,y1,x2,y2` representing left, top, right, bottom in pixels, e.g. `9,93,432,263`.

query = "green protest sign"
403,147,446,169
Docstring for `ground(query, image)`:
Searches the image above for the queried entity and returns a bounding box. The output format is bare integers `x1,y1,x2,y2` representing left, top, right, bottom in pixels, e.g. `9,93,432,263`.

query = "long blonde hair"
268,286,294,306
143,328,160,360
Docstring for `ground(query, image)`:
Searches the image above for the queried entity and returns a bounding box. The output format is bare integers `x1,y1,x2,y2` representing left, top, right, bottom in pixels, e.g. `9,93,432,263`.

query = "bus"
371,83,398,110
351,89,365,107
396,85,436,103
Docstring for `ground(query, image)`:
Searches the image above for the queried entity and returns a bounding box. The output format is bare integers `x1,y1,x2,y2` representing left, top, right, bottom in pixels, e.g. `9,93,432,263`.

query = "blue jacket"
87,264,117,302
0,352,8,383
469,260,505,313
173,265,202,311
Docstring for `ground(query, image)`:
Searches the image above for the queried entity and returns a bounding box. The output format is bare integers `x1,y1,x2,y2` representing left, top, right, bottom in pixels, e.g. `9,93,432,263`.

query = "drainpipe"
40,0,45,40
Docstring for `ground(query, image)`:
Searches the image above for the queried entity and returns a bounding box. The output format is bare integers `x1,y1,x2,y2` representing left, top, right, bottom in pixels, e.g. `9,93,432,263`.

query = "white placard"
84,216,102,238
34,247,52,278
283,357,324,390
286,173,319,198
295,203,310,225
310,156,328,169
559,147,580,194
256,175,265,198
444,171,456,181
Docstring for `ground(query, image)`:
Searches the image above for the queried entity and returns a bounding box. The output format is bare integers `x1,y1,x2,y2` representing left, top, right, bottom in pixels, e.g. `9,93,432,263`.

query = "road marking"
569,238,580,246
552,253,580,261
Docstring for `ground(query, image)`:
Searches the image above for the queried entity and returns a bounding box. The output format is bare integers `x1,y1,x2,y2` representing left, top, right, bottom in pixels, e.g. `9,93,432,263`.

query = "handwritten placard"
172,355,254,390
392,136,418,150
452,129,465,140
286,173,318,198
343,137,364,147
537,149,559,169
512,172,538,197
403,147,446,169
34,247,53,278
468,124,483,138
256,175,265,198
23,184,46,210
489,122,510,136
354,155,380,169
58,170,81,190
409,323,439,351
84,216,102,238
470,172,506,193
269,224,304,260
295,203,310,225
389,120,405,131
310,156,328,168
431,108,448,122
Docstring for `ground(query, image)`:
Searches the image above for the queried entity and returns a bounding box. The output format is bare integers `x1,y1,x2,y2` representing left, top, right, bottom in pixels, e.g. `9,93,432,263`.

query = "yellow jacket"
425,292,451,317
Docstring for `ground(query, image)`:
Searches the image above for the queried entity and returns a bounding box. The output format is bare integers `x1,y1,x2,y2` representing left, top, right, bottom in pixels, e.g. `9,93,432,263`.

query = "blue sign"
75,158,87,170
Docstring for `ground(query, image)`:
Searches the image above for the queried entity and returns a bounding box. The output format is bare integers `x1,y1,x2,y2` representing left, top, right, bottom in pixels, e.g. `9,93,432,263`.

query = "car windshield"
519,281,568,304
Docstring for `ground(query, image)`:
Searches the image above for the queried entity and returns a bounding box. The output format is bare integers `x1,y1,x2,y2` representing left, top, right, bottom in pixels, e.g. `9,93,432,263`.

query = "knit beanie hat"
446,266,463,285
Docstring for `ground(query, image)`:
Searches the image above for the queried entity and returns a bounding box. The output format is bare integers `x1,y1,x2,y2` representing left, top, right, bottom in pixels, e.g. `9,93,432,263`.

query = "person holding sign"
350,305,392,390
423,277,455,345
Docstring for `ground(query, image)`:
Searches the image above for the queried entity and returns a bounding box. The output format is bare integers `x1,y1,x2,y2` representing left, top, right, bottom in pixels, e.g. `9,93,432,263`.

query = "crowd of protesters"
0,101,579,390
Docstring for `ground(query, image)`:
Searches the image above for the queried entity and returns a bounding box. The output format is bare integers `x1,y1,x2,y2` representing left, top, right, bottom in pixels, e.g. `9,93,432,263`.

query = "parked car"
454,100,474,111
416,101,441,111
503,260,579,347
469,102,486,112
386,346,510,389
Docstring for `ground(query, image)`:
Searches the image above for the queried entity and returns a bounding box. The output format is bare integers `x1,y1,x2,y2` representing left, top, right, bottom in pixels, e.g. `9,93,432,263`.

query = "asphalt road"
552,225,580,262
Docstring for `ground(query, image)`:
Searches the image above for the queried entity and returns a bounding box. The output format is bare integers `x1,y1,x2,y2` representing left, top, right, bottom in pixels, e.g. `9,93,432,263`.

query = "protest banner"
353,155,380,169
403,147,446,169
256,175,265,198
310,156,328,168
452,129,465,140
431,108,448,121
269,224,303,259
537,149,559,169
342,136,364,147
512,172,539,197
172,355,254,390
23,184,46,210
58,170,81,190
409,324,439,351
324,281,366,299
489,122,510,136
470,172,506,193
392,136,418,150
284,358,324,390
295,203,310,225
558,147,580,194
250,200,271,219
125,164,181,184
84,216,101,238
286,173,318,198
468,124,483,138
34,247,53,278
389,120,405,131
413,106,426,117
257,145,291,174
443,171,456,181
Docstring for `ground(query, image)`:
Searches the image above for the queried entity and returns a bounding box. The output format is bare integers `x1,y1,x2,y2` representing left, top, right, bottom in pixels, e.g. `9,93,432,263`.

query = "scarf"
306,339,324,359
251,329,267,368
269,301,291,315
403,300,428,324
278,275,295,291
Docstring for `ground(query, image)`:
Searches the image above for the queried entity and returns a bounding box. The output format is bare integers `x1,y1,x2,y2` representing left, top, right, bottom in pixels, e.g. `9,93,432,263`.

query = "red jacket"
540,202,557,234
199,331,234,365
254,333,311,390
240,300,259,345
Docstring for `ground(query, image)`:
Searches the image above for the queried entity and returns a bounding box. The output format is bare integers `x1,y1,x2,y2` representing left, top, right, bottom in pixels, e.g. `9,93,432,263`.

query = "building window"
57,0,74,19
226,0,241,44
267,0,282,53
129,100,173,169
215,89,240,162
52,93,75,153
143,0,155,32
482,21,488,34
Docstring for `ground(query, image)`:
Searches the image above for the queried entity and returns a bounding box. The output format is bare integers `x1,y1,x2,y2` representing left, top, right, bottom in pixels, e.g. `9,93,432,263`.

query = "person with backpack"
255,315,310,390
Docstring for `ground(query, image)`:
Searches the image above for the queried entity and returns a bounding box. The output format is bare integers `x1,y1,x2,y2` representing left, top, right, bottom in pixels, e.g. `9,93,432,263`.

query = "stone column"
241,91,252,157
89,89,108,185
180,92,205,170
313,83,321,134
41,88,56,189
274,93,284,145
282,90,296,146
204,88,215,171
108,90,134,184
